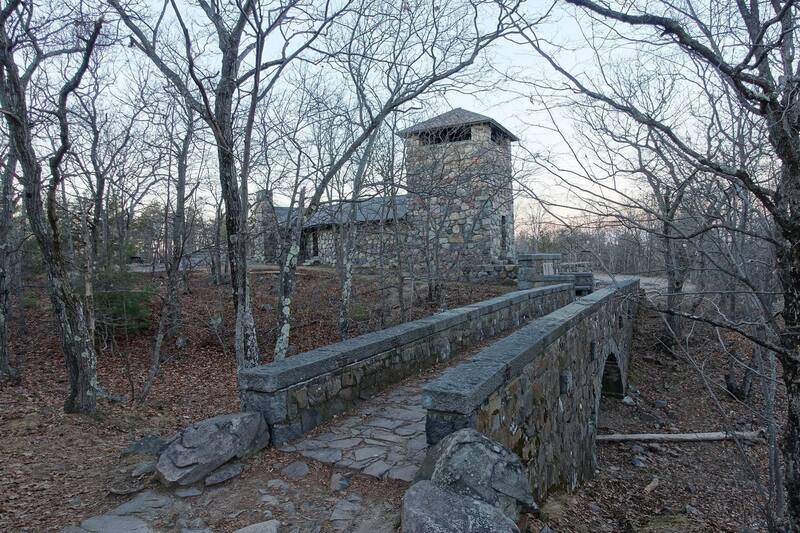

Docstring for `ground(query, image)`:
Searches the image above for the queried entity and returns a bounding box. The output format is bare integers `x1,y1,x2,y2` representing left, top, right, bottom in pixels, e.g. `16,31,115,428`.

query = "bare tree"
266,0,522,359
0,1,103,413
162,93,197,346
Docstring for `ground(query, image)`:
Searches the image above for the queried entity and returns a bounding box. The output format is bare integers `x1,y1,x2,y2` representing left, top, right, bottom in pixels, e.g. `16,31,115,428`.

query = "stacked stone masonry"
302,220,412,268
422,278,640,502
239,284,574,445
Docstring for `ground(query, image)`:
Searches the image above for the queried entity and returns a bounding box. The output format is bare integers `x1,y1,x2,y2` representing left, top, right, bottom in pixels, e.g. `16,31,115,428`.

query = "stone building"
253,108,518,278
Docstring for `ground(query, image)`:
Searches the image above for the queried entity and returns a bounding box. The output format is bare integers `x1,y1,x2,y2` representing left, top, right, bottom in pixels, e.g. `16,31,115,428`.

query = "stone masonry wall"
238,284,574,445
421,278,640,502
302,220,411,268
462,263,518,283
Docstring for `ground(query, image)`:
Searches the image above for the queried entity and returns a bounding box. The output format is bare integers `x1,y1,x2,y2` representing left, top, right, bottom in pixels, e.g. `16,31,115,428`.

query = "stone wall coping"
238,283,575,393
421,278,640,414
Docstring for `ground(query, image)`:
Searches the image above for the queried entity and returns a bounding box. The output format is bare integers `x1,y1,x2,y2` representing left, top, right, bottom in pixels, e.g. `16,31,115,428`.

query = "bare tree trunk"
230,17,266,371
0,150,17,381
274,187,305,361
139,299,168,403
14,209,26,337
166,110,194,345
337,132,377,339
215,101,259,368
80,197,96,349
59,180,75,265
761,336,785,525
393,201,406,323
211,201,223,285
777,241,800,530
337,234,355,339
662,217,682,344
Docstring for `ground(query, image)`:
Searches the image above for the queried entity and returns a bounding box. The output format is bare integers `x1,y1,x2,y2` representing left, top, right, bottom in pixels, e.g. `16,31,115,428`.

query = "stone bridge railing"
421,277,640,501
239,283,574,445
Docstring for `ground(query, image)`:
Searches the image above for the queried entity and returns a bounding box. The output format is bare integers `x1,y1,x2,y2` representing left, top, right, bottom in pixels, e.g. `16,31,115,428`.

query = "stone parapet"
517,273,575,290
239,284,574,445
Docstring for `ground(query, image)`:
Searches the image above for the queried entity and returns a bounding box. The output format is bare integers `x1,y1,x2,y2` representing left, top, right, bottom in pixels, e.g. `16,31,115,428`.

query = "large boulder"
157,412,269,486
402,480,519,533
416,428,535,522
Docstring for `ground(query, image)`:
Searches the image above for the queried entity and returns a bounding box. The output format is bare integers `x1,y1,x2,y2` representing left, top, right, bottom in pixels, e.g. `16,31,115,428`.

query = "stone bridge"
240,276,640,502
422,277,639,500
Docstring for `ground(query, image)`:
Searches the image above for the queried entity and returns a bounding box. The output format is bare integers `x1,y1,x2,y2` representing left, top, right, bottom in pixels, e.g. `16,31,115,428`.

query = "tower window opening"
419,126,471,145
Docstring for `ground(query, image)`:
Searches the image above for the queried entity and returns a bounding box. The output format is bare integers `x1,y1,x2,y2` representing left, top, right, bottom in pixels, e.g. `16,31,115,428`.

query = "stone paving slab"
279,383,426,482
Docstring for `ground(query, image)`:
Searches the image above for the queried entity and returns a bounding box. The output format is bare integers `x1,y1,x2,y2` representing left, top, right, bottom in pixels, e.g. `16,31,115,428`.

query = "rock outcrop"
232,520,281,533
402,481,519,533
156,412,269,486
417,428,536,521
403,429,535,532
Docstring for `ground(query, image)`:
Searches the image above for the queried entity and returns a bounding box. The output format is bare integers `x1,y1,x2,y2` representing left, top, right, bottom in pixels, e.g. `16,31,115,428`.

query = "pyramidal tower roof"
398,108,518,141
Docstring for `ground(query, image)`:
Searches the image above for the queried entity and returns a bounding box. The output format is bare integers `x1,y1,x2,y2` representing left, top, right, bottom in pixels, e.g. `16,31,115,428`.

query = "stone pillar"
517,253,563,288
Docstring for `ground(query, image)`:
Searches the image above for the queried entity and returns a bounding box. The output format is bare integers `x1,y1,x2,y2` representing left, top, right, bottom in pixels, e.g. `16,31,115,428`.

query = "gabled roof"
397,108,519,141
269,194,409,229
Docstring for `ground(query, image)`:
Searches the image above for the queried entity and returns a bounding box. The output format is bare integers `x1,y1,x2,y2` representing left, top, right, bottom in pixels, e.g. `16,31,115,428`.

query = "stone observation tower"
398,108,517,275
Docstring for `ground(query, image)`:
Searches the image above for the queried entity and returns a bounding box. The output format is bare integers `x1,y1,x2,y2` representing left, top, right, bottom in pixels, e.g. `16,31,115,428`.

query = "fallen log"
597,430,763,443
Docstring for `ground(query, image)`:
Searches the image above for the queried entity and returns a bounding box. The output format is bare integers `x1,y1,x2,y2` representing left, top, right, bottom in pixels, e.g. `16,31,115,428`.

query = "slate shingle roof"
270,194,408,229
397,108,518,141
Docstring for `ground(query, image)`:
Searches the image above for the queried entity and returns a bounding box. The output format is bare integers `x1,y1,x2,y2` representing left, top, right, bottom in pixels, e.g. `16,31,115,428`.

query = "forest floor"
0,269,782,532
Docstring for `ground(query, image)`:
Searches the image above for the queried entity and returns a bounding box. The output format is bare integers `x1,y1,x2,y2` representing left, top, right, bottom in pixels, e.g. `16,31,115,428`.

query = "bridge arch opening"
589,351,625,473
600,352,624,399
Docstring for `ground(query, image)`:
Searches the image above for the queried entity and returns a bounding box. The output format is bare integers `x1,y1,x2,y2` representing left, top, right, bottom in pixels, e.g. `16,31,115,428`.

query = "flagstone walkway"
278,382,427,482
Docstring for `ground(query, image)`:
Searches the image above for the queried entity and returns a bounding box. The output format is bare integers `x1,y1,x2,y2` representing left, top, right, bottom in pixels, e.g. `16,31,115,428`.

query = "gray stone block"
205,462,244,485
108,490,173,519
78,515,153,533
233,520,281,533
419,429,536,522
560,370,574,395
422,359,506,414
